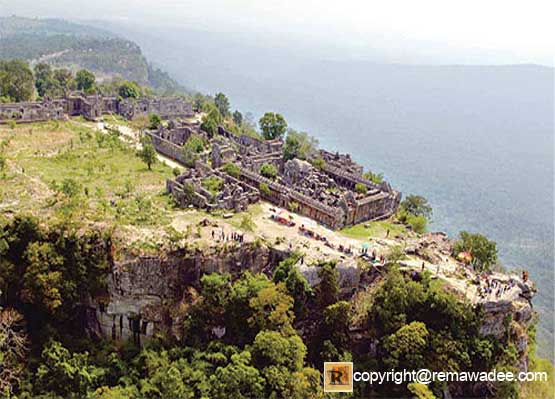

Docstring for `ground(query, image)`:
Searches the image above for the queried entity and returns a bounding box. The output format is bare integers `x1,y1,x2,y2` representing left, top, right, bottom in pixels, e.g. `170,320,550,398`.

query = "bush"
223,163,241,178
354,183,368,195
364,170,384,184
202,176,223,196
148,113,162,130
240,215,256,232
407,214,427,234
259,163,277,179
311,157,326,170
185,135,205,153
118,81,141,99
259,182,271,197
172,167,181,177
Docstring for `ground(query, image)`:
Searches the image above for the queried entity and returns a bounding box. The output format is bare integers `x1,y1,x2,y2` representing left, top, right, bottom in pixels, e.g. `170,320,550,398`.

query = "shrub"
202,176,223,196
311,157,326,170
364,170,384,184
259,182,271,197
240,215,256,232
223,163,241,178
354,183,368,195
148,113,162,129
259,163,277,179
407,214,427,234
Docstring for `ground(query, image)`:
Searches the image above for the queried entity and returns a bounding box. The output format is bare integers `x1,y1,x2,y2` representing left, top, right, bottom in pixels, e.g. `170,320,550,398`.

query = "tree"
75,69,96,93
0,308,28,396
354,183,368,195
249,283,295,335
53,68,74,93
22,242,64,312
232,110,243,126
408,383,436,399
383,321,429,370
148,113,161,130
259,112,287,140
34,63,55,97
226,272,272,343
0,60,35,102
183,135,205,157
282,368,323,399
118,81,141,99
35,340,105,398
209,352,265,399
214,92,230,117
317,262,339,310
259,163,277,179
252,330,306,371
283,129,318,160
201,105,222,138
400,195,433,220
322,301,351,352
453,231,498,272
138,138,157,170
273,256,312,315
407,214,427,234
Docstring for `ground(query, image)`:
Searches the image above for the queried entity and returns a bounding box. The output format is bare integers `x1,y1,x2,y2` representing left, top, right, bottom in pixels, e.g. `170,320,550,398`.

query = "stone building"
165,125,401,229
0,98,66,123
167,166,260,212
118,97,194,120
0,93,193,124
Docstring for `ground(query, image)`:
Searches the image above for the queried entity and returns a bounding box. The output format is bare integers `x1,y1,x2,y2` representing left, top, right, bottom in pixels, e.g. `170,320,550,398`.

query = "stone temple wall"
118,97,193,120
0,94,193,124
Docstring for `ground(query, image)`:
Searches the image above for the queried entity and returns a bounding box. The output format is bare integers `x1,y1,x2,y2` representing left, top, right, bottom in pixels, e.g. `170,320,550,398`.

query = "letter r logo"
323,362,354,392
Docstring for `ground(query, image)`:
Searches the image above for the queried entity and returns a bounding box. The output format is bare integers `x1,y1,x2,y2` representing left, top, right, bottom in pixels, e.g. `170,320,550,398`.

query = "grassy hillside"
0,120,175,229
0,16,184,93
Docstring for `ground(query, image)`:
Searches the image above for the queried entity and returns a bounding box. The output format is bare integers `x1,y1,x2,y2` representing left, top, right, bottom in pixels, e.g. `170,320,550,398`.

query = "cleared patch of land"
0,120,174,229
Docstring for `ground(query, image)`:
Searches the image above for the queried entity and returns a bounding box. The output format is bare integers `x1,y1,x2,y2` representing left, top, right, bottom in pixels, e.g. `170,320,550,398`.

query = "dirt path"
93,119,184,171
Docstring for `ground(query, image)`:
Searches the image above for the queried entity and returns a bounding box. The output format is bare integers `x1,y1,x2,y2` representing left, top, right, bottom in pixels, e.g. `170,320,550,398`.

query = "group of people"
362,248,385,263
476,276,516,299
212,229,245,243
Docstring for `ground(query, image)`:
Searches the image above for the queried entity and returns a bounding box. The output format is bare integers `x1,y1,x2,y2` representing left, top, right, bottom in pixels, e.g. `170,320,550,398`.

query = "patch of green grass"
0,120,174,227
340,219,407,240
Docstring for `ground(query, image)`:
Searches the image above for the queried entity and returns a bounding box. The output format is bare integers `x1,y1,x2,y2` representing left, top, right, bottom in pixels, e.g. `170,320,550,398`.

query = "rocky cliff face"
86,241,536,383
88,243,287,341
479,282,536,373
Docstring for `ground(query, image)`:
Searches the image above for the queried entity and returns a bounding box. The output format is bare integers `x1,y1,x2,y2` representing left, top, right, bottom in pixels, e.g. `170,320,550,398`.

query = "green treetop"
259,112,287,140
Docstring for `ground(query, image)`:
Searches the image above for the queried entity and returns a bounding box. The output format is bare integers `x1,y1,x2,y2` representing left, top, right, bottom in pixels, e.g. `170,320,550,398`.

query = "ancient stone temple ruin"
0,92,193,124
162,124,401,229
167,164,260,212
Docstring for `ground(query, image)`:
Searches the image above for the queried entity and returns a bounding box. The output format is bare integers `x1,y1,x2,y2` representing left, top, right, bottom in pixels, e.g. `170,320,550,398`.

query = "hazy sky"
1,0,554,65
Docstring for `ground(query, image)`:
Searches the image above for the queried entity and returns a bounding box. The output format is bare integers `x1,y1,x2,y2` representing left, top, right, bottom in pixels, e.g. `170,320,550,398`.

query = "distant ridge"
0,16,186,94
